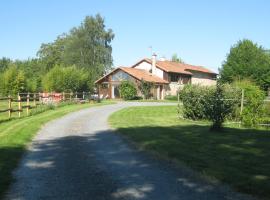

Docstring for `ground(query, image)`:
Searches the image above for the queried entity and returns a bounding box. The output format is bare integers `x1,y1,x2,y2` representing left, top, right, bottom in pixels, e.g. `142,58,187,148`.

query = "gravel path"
5,102,254,200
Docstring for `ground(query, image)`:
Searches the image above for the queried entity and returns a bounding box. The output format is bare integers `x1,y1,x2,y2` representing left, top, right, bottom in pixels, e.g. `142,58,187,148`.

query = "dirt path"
5,102,254,200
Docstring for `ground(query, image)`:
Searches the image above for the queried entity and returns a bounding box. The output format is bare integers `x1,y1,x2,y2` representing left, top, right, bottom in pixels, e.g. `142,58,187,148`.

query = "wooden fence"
0,92,97,119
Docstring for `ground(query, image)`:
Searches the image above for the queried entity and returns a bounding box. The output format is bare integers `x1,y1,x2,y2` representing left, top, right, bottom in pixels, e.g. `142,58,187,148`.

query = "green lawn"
0,101,115,199
109,106,270,199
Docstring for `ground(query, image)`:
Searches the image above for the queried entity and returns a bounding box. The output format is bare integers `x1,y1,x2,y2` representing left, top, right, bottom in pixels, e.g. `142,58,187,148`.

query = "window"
170,73,180,82
111,71,132,81
170,73,191,84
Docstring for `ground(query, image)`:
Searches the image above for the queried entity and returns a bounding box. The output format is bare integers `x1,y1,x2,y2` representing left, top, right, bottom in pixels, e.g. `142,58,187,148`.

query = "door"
111,84,120,99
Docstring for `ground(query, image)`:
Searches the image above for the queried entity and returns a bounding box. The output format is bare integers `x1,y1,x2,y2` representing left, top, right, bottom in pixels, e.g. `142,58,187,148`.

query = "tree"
14,71,26,94
0,64,26,95
171,53,184,63
0,57,11,72
220,39,270,91
37,35,67,71
37,14,114,90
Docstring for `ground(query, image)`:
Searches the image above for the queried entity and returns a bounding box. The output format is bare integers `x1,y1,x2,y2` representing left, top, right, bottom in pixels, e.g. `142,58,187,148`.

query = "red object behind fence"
40,93,62,104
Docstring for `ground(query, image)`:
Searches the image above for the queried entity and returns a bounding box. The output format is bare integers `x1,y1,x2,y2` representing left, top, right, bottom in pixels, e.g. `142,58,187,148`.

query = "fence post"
83,91,85,100
33,93,36,107
62,92,65,102
8,95,12,119
26,93,30,116
75,91,78,99
240,89,244,115
18,94,22,118
39,92,42,103
70,92,72,101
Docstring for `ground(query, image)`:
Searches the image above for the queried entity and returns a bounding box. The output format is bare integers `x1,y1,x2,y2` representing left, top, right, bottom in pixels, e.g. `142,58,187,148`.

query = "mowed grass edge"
0,101,115,199
109,106,270,199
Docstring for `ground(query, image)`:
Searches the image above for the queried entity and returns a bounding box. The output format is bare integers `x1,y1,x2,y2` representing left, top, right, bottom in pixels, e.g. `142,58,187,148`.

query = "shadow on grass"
0,128,257,200
114,124,270,199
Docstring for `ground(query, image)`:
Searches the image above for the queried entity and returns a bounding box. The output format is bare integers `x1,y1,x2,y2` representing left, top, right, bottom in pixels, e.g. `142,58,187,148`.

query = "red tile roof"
95,67,168,84
132,58,217,75
120,67,168,84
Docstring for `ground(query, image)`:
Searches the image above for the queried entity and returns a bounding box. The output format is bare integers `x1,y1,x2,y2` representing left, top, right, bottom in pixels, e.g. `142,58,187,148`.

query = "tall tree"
0,57,12,72
37,14,114,90
220,39,270,91
37,35,67,71
0,64,25,95
171,53,184,63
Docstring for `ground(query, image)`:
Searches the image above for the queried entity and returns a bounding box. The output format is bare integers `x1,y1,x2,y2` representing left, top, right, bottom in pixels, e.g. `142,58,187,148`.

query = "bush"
234,80,265,127
179,84,240,130
205,83,238,130
119,81,137,100
179,84,214,120
42,65,88,92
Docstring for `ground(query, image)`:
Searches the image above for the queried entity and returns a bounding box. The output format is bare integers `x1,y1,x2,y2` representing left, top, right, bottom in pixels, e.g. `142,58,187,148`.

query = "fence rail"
0,92,97,120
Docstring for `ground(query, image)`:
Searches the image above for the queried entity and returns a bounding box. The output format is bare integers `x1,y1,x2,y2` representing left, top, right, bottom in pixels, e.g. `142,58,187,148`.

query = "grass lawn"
0,100,115,199
109,106,270,199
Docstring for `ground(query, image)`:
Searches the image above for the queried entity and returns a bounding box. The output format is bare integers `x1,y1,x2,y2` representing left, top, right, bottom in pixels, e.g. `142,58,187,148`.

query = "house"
95,54,217,100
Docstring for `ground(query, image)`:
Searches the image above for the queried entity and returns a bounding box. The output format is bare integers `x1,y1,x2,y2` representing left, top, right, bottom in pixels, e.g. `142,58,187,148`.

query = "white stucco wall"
191,71,216,86
135,61,152,71
134,61,164,79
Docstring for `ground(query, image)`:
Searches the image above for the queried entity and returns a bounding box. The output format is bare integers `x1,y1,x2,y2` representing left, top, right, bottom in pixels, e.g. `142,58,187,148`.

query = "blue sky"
0,0,269,72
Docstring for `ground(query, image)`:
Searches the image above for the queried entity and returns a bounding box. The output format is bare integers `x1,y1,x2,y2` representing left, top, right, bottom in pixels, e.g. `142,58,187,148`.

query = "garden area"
109,105,270,199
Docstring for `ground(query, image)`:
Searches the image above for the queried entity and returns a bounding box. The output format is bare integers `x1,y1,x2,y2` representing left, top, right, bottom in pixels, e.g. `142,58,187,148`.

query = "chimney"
160,56,166,61
151,53,157,75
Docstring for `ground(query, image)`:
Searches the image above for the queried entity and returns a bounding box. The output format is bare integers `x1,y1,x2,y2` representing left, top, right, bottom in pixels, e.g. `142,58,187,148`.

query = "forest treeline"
0,14,114,96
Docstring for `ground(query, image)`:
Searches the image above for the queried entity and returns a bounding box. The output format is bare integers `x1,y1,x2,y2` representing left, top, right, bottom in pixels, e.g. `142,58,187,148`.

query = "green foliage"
171,53,184,63
119,81,137,100
37,35,67,70
138,79,153,99
0,14,114,94
179,84,214,120
205,83,238,130
234,80,265,127
0,57,11,72
14,71,26,94
220,39,270,91
42,65,87,92
0,64,27,95
38,14,114,90
179,84,239,129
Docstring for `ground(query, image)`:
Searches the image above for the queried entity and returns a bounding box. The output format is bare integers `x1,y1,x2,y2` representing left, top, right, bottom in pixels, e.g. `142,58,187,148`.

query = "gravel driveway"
5,102,254,200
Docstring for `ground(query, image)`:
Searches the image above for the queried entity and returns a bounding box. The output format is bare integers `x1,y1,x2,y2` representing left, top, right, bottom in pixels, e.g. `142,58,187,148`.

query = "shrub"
179,83,240,130
119,81,137,100
139,79,153,99
179,84,214,120
205,83,238,130
234,80,265,127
